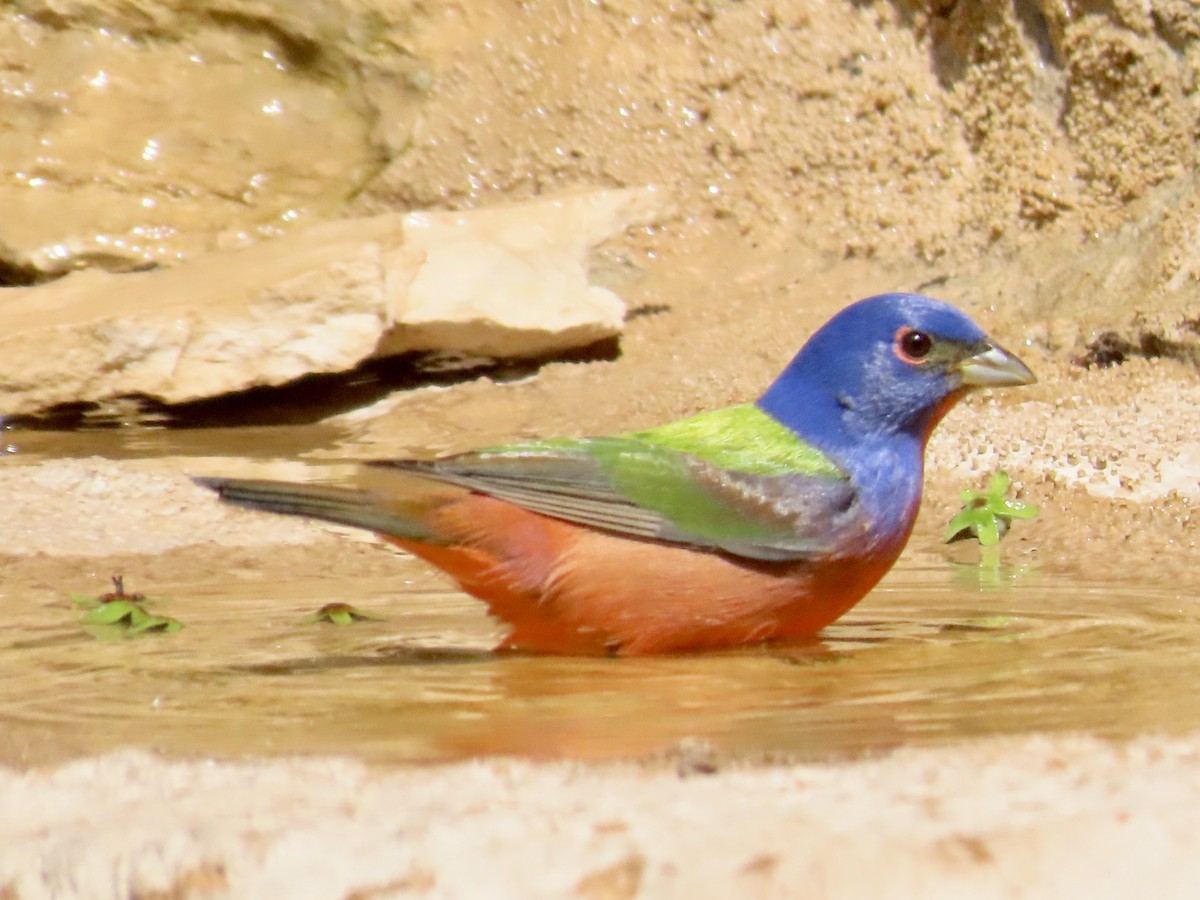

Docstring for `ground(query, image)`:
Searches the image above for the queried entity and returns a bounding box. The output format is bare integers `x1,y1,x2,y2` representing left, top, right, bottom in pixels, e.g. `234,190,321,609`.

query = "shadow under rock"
1,339,621,431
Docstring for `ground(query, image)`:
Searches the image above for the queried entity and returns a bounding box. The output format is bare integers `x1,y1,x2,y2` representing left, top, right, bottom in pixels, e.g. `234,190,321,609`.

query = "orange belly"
388,493,902,655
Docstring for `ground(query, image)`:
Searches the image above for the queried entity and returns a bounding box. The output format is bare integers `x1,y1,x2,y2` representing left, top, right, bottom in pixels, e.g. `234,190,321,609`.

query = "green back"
626,403,842,477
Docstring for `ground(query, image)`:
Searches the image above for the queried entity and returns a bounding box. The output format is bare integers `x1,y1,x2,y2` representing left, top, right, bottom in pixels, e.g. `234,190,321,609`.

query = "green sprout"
945,470,1038,546
70,576,182,637
302,602,384,626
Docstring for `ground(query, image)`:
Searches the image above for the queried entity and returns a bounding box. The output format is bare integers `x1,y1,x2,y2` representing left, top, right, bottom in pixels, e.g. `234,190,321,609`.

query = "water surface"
1,558,1194,769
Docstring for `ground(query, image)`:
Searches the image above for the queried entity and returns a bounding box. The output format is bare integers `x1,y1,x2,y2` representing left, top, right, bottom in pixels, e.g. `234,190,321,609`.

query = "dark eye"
898,329,933,361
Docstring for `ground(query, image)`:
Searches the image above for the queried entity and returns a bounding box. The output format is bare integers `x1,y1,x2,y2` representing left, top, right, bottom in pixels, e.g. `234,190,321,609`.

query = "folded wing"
369,435,860,562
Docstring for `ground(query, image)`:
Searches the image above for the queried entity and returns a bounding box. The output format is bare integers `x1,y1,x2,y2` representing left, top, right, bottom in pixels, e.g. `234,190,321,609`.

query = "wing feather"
369,436,860,562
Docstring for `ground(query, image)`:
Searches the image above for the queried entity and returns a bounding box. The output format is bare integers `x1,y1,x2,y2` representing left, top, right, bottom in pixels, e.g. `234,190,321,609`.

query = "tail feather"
194,476,440,542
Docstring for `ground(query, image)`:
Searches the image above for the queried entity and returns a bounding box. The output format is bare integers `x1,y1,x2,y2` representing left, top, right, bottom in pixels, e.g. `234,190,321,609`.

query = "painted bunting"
199,293,1035,655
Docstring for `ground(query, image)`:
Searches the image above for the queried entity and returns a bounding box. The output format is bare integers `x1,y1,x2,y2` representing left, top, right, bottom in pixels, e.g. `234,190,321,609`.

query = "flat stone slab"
0,188,660,417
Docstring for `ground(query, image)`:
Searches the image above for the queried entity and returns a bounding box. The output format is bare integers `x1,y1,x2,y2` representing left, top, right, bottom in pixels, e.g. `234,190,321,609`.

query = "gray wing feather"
369,448,860,562
371,453,669,540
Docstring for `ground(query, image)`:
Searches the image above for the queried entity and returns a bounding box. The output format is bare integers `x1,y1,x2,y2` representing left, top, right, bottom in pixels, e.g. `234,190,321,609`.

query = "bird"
198,293,1035,656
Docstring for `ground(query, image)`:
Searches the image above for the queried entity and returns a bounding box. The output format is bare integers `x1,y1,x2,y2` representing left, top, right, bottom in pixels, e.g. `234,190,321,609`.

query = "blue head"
757,293,1034,463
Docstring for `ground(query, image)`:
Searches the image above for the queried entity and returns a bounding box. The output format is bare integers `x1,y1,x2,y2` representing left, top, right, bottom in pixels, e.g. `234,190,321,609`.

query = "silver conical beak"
958,341,1037,387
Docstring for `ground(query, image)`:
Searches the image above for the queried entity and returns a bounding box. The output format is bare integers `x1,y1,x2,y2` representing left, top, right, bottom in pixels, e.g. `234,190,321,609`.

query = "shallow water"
1,552,1196,769
2,421,352,463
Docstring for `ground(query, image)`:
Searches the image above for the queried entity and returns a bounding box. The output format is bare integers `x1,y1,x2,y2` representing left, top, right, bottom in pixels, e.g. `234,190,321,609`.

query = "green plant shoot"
945,470,1038,546
70,576,182,636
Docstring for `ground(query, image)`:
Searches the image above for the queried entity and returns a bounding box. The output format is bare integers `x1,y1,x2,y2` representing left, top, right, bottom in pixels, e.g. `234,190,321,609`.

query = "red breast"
388,492,905,655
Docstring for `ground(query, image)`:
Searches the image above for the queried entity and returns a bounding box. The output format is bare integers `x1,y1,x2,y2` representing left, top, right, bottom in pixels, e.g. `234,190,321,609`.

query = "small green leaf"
303,602,384,626
975,516,1001,546
83,600,139,626
997,497,1039,519
944,509,978,543
129,606,156,628
945,469,1038,547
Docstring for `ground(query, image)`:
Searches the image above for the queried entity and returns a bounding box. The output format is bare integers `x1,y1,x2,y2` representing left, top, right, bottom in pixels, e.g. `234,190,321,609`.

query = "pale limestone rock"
0,189,659,416
380,188,661,358
0,216,394,413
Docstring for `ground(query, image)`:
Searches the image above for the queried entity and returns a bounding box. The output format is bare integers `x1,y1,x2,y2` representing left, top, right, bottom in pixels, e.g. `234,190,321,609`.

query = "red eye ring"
895,326,933,364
